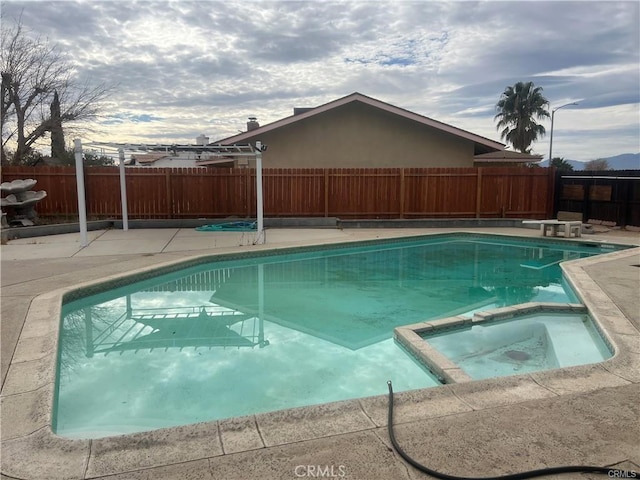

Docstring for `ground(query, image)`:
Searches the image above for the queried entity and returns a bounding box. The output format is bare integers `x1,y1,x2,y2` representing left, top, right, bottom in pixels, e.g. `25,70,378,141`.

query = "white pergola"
88,141,257,157
75,140,266,246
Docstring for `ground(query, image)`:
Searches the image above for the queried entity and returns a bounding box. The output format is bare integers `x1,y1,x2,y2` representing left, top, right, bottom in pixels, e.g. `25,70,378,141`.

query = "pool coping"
1,232,639,479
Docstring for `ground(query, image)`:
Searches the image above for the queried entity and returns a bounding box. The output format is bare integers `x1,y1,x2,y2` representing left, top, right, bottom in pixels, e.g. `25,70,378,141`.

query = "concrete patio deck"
1,226,639,480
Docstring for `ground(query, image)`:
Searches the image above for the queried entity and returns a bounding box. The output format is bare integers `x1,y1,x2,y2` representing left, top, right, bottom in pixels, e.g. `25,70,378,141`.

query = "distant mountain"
538,153,640,170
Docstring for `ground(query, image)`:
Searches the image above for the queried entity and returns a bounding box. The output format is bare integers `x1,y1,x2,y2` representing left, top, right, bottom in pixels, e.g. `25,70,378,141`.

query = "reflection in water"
85,305,267,357
56,237,605,438
62,241,584,359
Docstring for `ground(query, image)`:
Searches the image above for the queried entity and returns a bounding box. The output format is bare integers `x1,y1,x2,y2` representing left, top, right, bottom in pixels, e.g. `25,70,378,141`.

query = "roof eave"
474,158,542,164
215,92,505,151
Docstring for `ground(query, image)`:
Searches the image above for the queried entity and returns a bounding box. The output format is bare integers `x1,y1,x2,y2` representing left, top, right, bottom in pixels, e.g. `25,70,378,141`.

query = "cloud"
2,0,638,160
101,112,164,125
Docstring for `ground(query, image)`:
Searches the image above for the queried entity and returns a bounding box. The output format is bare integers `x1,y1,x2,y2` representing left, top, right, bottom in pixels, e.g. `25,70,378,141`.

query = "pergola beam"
86,142,256,156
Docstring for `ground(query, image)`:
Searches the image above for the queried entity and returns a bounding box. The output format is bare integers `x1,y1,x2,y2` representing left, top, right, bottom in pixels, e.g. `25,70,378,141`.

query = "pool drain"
504,350,530,361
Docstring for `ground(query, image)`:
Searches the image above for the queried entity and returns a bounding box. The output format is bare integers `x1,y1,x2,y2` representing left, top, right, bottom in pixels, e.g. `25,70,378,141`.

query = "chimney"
247,117,259,131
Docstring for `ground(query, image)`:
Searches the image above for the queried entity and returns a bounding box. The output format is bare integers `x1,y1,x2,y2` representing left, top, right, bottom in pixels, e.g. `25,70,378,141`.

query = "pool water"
423,312,612,379
54,234,622,438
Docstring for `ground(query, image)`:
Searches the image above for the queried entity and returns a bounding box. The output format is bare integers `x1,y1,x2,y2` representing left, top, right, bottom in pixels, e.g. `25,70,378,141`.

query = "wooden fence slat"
1,166,554,221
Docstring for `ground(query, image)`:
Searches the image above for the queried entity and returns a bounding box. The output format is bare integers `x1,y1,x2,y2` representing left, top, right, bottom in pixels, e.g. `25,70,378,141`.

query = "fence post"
165,170,172,218
475,168,483,218
547,167,556,219
399,168,405,219
118,149,129,230
245,168,252,217
621,179,630,227
324,169,329,217
74,139,88,247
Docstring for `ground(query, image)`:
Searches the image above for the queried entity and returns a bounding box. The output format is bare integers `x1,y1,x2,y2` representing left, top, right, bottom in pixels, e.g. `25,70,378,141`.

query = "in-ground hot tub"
394,304,612,383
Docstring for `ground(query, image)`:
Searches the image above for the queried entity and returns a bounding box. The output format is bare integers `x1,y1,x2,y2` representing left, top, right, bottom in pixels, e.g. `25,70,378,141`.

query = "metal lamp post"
548,102,578,161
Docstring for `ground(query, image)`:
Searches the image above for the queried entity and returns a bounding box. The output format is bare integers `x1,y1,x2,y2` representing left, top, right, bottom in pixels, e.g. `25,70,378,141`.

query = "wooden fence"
1,166,555,220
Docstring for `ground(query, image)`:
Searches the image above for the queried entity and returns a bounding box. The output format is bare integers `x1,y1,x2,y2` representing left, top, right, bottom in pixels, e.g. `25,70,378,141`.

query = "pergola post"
255,141,265,244
74,139,88,247
84,141,262,239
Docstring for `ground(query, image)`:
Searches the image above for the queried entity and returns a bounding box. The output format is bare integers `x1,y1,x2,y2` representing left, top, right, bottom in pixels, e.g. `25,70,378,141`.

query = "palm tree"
495,81,550,153
550,157,574,173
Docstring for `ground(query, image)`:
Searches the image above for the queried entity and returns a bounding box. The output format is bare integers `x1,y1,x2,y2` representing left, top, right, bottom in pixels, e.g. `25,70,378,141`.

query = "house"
214,92,540,168
128,136,237,168
129,151,235,168
473,150,544,167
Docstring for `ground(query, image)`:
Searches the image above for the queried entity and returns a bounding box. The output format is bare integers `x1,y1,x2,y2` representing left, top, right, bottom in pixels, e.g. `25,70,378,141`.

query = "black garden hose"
386,381,631,479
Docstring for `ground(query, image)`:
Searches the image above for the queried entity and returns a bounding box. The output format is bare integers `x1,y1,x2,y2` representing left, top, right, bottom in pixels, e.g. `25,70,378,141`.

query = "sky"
2,0,639,161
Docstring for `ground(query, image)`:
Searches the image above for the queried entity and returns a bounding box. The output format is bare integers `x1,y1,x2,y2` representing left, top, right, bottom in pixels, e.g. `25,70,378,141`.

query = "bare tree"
584,158,611,171
1,16,111,165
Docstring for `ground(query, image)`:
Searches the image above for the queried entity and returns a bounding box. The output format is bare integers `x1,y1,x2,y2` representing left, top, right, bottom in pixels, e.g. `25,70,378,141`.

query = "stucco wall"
241,102,475,168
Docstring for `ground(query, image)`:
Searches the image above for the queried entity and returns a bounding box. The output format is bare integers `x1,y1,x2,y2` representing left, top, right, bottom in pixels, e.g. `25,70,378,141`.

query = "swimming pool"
54,234,626,438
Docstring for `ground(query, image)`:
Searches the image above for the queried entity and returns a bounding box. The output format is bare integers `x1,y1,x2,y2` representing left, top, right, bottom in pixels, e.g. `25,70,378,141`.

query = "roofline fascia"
474,159,542,164
474,155,544,160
